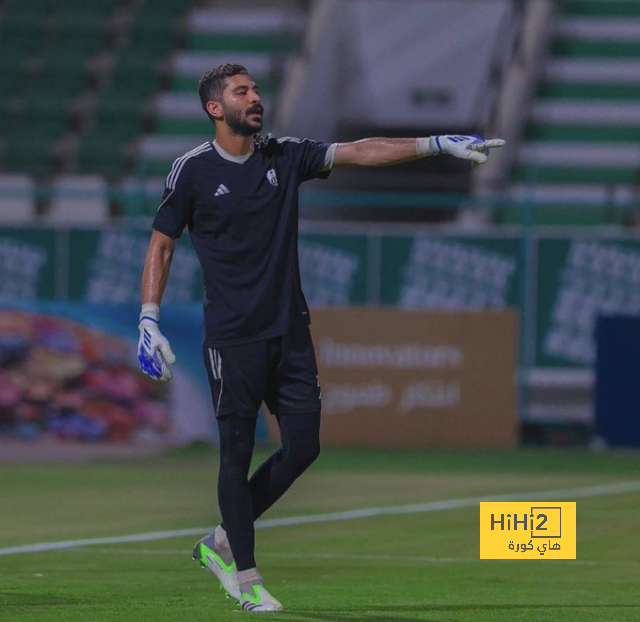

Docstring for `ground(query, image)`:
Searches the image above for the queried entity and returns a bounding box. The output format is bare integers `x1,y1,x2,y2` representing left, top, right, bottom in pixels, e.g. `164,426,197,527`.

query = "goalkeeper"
137,63,505,613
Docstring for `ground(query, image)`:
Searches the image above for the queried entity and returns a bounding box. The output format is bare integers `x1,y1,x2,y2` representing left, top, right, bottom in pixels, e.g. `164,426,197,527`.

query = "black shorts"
202,323,321,418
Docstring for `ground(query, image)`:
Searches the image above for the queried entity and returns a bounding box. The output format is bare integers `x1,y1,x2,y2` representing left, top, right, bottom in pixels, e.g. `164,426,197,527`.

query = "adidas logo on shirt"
214,183,230,197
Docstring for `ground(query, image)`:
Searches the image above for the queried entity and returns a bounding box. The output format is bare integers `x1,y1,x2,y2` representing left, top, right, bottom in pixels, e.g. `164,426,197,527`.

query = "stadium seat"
134,3,306,183
1,0,60,16
75,131,130,178
507,0,640,224
75,97,147,177
106,58,164,99
0,174,37,224
118,175,165,216
44,174,110,225
2,134,57,176
187,9,304,53
56,0,121,17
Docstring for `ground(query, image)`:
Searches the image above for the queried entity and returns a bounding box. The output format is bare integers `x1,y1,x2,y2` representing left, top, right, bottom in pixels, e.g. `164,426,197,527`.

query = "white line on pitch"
1,480,639,557
59,548,603,566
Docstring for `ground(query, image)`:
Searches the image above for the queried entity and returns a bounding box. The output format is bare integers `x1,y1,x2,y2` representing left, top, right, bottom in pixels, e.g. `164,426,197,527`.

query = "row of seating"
503,0,640,225
132,7,306,177
0,172,170,224
0,173,113,224
2,172,637,227
0,0,194,179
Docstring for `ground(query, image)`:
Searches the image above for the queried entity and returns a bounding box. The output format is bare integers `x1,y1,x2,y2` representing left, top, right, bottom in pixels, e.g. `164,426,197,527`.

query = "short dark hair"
198,63,249,122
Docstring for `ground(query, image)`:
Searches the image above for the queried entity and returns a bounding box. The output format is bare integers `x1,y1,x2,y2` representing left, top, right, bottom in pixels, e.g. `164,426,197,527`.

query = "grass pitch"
1,447,639,621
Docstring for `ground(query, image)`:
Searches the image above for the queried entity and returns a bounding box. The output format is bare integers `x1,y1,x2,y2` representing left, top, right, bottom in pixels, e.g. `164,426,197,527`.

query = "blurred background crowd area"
0,310,170,443
0,0,638,226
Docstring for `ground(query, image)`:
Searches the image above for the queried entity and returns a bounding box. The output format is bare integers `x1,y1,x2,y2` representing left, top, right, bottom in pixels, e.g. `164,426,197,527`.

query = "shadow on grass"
0,591,87,607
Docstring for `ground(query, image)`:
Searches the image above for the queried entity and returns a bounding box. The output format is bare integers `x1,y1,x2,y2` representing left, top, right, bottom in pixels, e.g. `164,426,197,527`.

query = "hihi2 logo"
479,502,576,559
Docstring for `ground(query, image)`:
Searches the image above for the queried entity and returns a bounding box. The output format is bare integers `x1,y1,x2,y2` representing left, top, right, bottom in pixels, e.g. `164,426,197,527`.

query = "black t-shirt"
152,135,333,347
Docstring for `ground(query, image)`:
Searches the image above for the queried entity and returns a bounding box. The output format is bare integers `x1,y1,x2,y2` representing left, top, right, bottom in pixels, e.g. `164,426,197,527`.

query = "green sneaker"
192,532,241,600
240,584,284,612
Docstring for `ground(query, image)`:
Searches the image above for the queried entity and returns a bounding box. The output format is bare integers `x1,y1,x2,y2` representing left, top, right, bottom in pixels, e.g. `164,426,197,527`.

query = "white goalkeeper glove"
137,303,176,383
417,134,506,165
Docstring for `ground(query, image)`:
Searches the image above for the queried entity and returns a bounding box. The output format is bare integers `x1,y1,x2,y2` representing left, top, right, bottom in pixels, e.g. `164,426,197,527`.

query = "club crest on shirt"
266,169,278,186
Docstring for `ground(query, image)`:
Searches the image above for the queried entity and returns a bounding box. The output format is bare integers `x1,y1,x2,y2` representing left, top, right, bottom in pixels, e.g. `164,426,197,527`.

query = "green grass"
1,448,640,621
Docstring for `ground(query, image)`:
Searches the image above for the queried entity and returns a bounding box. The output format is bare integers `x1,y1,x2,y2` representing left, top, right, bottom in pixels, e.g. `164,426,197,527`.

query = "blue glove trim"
435,136,443,153
138,349,163,379
139,316,159,324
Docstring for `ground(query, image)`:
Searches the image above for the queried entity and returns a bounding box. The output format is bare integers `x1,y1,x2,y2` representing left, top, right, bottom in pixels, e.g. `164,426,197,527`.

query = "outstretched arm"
333,135,505,168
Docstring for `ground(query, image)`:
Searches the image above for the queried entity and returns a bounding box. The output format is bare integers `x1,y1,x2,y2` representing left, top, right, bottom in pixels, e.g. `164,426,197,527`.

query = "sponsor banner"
0,229,57,299
13,226,640,371
480,502,577,559
283,307,518,448
298,234,368,306
68,230,203,302
380,236,521,309
537,238,640,367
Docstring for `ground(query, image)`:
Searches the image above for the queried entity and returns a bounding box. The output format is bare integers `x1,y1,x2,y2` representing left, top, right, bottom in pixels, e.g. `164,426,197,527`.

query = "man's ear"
206,100,223,120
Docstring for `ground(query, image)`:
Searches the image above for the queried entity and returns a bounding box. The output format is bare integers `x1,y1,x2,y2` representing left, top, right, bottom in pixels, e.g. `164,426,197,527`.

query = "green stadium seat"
551,40,640,60
507,0,640,226
525,125,640,143
155,117,211,135
2,138,54,176
37,53,89,76
0,173,37,223
118,176,165,216
92,98,147,139
188,33,301,54
136,0,190,18
0,25,47,56
512,166,638,185
497,205,611,226
45,174,110,225
539,82,640,101
134,158,175,177
56,0,120,16
19,98,70,132
46,32,104,58
76,131,130,177
54,15,109,39
0,61,30,100
107,62,163,99
26,70,86,99
563,1,640,17
1,0,198,180
1,0,61,16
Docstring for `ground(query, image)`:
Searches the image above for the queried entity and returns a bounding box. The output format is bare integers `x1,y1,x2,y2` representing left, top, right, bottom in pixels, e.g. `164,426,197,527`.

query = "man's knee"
278,410,321,472
285,433,320,472
219,416,256,475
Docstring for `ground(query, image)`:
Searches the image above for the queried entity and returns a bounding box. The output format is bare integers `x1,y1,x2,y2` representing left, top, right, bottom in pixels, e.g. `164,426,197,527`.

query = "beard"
222,103,263,136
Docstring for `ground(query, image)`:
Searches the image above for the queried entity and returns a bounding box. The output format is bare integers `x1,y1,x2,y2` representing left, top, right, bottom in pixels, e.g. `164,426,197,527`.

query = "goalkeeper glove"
417,134,506,165
137,303,176,383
